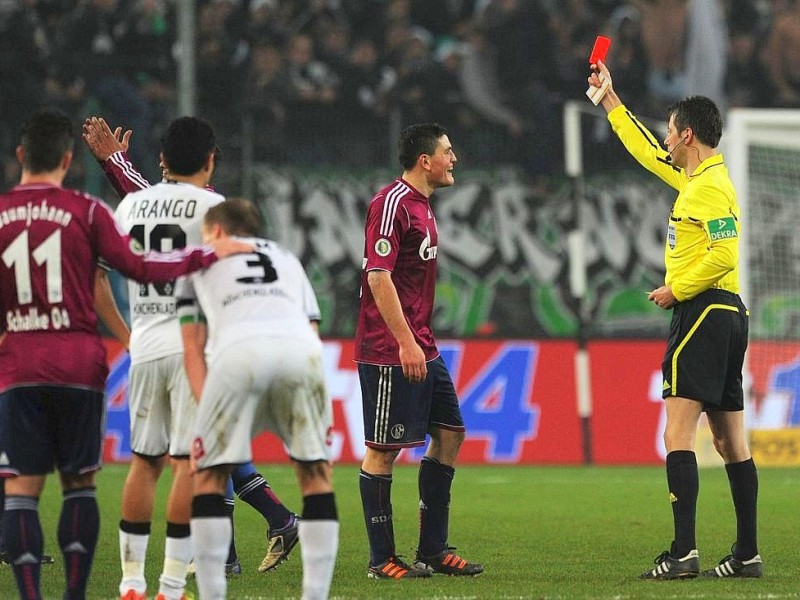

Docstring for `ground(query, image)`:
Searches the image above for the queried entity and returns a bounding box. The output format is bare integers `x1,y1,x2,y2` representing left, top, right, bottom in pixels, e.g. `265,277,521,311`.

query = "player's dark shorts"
662,289,748,410
358,356,466,450
0,385,105,476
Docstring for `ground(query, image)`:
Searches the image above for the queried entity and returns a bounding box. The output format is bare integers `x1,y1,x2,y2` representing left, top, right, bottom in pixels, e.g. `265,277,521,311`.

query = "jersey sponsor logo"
375,238,392,257
418,228,437,261
708,216,738,241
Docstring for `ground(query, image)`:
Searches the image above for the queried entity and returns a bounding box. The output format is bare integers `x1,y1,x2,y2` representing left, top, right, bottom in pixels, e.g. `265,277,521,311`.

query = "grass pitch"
1,464,798,599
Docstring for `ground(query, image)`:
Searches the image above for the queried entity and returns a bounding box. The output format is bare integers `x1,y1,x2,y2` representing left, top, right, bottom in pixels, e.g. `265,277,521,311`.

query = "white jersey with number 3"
176,237,321,357
114,182,224,364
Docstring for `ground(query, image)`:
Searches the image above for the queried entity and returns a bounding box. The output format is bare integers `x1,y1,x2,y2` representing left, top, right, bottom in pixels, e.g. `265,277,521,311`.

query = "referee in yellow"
588,60,762,580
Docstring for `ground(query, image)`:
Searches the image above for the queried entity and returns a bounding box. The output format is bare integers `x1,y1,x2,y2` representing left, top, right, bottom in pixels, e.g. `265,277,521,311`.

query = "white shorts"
192,336,332,470
128,354,197,457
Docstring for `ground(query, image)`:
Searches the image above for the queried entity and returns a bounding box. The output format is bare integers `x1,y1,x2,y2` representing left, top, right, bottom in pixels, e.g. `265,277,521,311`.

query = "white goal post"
723,109,800,315
723,109,800,431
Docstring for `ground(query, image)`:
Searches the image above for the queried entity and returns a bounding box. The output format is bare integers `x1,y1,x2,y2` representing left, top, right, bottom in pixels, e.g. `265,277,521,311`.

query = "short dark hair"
205,198,264,237
21,109,75,173
160,116,217,176
668,96,723,148
398,122,448,170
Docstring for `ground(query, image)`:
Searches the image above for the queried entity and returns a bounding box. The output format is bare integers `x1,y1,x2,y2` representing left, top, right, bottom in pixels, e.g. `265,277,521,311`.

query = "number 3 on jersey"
129,223,187,296
237,252,278,284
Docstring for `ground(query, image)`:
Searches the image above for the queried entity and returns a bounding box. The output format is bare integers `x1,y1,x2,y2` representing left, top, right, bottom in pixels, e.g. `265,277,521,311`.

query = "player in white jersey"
178,199,338,600
83,115,301,578
113,117,225,600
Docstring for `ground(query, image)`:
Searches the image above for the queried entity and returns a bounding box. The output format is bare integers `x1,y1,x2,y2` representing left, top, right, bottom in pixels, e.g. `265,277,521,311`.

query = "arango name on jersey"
125,198,199,220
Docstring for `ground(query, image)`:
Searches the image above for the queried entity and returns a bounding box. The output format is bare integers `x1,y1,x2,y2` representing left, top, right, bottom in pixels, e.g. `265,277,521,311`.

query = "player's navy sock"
224,479,238,564
59,487,99,600
231,469,293,531
666,450,698,557
726,457,759,559
4,494,43,600
359,470,395,565
417,456,455,557
0,479,5,554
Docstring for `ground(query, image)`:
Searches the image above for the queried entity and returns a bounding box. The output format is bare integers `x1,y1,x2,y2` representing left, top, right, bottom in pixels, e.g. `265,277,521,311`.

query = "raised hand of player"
82,117,132,162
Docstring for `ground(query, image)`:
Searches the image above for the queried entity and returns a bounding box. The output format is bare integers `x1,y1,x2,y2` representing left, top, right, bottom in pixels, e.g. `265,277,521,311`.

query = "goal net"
724,109,800,430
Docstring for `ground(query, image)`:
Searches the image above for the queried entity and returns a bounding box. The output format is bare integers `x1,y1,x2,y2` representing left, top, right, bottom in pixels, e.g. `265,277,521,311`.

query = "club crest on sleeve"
375,238,392,257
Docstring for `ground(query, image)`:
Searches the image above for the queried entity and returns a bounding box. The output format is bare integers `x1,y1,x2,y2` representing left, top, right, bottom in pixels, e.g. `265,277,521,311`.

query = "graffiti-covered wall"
252,165,673,338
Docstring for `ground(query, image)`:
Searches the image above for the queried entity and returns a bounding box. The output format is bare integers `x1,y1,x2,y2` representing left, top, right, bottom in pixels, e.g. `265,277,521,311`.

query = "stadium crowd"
0,0,797,191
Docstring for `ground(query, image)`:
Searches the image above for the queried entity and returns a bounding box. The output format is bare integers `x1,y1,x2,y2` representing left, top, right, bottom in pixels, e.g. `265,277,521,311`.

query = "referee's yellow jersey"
608,105,740,302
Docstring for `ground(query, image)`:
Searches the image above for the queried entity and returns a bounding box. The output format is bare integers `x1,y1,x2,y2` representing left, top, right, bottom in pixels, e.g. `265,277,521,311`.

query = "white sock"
191,516,231,600
299,520,339,600
158,535,193,600
119,529,149,595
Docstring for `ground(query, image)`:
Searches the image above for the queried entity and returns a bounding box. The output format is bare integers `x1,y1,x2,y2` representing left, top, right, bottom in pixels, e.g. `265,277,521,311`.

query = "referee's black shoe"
639,549,700,580
702,547,762,578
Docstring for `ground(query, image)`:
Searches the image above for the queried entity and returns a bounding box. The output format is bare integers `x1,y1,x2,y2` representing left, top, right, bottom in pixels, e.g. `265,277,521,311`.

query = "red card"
589,35,611,65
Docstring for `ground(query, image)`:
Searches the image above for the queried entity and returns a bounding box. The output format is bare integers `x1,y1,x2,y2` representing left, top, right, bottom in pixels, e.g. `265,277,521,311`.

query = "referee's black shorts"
662,288,748,410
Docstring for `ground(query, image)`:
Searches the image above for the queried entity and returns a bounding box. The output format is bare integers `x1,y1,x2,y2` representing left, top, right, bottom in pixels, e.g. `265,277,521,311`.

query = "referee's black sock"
666,450,698,557
418,456,455,557
359,470,395,566
726,457,759,559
